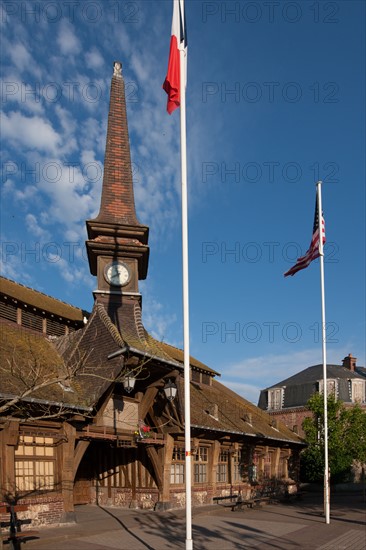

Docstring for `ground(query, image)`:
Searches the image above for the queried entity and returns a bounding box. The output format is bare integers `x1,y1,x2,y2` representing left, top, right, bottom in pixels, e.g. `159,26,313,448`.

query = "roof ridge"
133,301,148,345
95,303,125,348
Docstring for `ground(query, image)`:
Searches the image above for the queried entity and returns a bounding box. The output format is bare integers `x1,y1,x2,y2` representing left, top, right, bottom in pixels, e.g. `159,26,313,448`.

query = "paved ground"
6,491,366,550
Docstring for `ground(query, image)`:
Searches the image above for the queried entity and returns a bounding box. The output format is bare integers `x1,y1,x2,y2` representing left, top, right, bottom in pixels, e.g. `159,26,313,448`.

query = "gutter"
0,392,93,413
107,345,183,370
191,423,305,446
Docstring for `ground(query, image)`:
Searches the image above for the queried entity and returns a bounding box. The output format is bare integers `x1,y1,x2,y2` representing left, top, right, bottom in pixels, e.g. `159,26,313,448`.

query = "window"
216,450,228,483
351,380,365,403
0,300,17,322
194,447,208,483
171,446,185,484
15,436,55,491
192,370,200,383
232,452,242,482
263,453,271,479
267,388,283,410
319,379,337,398
249,452,259,482
47,318,65,337
279,455,288,478
21,309,43,332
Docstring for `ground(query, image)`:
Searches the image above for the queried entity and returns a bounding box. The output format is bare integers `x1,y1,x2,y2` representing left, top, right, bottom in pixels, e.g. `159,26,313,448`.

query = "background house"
258,354,366,438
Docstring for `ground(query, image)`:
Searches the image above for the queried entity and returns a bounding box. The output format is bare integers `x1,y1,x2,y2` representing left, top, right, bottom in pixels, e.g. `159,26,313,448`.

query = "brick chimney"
342,353,357,371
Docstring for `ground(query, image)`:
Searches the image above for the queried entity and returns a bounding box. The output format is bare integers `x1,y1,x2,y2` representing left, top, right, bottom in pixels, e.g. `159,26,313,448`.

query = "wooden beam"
139,386,158,421
73,440,90,478
167,401,183,428
161,434,174,502
146,445,163,490
61,423,76,514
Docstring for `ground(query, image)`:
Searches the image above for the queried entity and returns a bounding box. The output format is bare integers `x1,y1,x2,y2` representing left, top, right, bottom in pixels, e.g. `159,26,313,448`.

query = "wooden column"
159,433,174,508
130,455,137,508
211,440,220,486
273,447,281,478
61,422,76,521
0,421,19,498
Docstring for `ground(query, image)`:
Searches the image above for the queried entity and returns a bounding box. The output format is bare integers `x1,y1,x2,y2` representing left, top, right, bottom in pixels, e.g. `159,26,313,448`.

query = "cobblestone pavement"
12,491,366,550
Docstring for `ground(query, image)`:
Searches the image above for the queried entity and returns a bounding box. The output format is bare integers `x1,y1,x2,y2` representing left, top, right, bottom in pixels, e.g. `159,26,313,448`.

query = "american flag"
284,195,326,277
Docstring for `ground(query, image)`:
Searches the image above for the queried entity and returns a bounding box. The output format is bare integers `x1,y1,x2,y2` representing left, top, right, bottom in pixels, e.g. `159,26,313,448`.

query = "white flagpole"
317,180,330,524
179,1,193,547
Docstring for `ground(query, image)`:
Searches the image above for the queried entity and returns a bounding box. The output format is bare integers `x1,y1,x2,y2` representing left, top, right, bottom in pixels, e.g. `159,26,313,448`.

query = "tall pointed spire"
95,61,139,225
86,61,149,283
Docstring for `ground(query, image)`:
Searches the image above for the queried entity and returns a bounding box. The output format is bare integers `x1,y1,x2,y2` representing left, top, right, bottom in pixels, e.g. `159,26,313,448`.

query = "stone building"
0,61,304,527
258,353,366,438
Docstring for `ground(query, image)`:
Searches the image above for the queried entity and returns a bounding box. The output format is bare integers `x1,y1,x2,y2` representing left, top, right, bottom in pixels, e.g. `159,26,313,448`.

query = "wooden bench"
212,494,239,508
228,496,257,511
214,494,257,512
0,504,39,549
282,488,305,502
214,484,280,513
251,484,279,505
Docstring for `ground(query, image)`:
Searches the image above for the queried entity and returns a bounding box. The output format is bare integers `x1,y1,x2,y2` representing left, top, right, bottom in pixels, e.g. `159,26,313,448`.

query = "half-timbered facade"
0,61,304,527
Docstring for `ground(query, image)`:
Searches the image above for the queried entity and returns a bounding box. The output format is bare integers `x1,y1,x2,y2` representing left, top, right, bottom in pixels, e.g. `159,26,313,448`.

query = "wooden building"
0,61,304,527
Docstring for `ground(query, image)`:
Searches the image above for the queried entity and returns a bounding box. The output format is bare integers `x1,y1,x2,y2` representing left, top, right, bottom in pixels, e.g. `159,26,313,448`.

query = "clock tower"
86,61,149,305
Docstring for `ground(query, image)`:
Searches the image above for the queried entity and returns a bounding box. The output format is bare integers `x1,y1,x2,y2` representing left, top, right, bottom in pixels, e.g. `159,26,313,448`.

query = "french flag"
163,0,187,114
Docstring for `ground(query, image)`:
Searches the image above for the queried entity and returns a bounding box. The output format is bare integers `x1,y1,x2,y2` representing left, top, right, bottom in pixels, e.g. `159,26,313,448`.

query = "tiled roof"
0,294,218,416
187,377,303,444
356,366,366,378
264,364,365,389
0,322,88,408
0,276,87,322
53,305,125,407
258,363,366,409
0,305,304,447
156,340,219,375
89,297,218,375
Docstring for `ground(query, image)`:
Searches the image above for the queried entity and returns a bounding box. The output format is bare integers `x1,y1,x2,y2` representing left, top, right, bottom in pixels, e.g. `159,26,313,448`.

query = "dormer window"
267,388,283,410
191,370,211,386
350,380,365,403
318,379,338,398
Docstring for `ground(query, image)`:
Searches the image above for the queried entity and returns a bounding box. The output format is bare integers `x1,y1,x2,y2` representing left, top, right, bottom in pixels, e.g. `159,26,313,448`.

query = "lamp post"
163,379,177,402
122,373,136,393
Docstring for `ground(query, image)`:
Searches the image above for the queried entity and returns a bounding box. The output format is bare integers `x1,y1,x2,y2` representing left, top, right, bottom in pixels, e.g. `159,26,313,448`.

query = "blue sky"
1,0,365,404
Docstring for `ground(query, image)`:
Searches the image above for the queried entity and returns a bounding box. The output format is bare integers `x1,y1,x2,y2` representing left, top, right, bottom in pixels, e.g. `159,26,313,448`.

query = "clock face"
105,262,130,287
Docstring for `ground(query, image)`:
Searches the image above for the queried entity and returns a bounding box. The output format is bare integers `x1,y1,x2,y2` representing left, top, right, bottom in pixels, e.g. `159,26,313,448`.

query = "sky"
1,0,365,404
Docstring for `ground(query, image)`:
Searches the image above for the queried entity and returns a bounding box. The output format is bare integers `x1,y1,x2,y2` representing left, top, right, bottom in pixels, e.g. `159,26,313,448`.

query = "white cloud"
1,75,45,115
8,42,32,72
26,153,102,250
0,257,23,283
0,232,32,285
54,105,78,154
14,185,38,202
85,48,104,70
79,117,106,154
222,379,262,406
142,293,178,343
25,213,51,240
56,20,81,56
1,110,61,154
